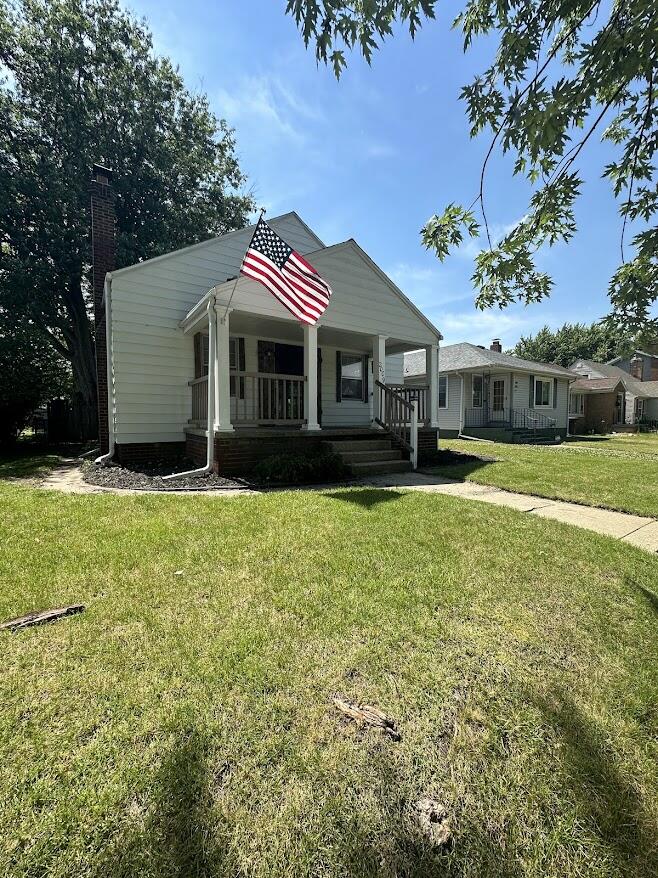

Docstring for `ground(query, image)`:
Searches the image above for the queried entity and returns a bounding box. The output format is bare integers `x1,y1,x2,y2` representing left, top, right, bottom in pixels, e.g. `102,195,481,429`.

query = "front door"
491,376,507,421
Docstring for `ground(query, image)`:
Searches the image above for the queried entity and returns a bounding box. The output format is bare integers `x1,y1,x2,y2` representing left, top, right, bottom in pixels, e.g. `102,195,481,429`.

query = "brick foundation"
185,427,442,476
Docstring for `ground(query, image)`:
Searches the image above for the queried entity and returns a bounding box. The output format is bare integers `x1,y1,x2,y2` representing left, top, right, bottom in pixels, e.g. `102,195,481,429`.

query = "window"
569,392,584,415
257,340,303,376
229,337,245,399
534,378,552,407
439,375,448,409
472,374,483,408
341,353,364,400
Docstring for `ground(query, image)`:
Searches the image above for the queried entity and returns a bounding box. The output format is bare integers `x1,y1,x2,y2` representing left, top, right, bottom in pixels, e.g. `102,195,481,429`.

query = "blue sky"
127,0,641,347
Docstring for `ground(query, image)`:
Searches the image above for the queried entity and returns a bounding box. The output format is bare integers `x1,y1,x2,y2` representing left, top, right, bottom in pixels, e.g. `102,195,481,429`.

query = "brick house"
569,359,658,430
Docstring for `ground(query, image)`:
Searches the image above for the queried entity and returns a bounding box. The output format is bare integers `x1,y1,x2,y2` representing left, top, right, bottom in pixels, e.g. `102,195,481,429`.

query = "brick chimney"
490,338,502,353
630,354,643,381
90,164,116,453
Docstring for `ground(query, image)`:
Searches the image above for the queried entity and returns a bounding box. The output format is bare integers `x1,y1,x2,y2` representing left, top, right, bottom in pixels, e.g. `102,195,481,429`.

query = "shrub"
252,451,349,484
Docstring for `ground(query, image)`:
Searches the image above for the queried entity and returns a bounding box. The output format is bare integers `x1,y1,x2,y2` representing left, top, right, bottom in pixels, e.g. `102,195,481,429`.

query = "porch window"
257,340,303,376
472,374,483,408
534,378,552,407
439,375,448,408
340,353,365,400
569,392,584,415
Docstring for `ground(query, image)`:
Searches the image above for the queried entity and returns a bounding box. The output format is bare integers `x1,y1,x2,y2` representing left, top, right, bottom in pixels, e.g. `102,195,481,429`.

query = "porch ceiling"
211,310,423,354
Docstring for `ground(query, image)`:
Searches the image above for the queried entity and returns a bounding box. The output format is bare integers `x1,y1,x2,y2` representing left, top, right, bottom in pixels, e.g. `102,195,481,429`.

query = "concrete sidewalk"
32,463,658,554
363,471,658,554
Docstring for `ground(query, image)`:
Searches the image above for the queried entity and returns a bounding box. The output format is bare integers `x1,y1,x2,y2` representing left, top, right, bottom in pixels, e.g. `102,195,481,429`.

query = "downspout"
163,295,217,480
95,276,115,465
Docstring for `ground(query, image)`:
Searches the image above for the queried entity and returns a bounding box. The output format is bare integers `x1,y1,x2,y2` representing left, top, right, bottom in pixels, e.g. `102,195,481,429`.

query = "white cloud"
386,261,474,309
215,74,323,145
363,141,397,159
439,309,538,348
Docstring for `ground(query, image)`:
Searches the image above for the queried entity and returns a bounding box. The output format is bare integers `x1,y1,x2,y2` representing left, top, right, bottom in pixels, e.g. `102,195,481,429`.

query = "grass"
430,433,658,518
1,472,657,877
0,447,62,479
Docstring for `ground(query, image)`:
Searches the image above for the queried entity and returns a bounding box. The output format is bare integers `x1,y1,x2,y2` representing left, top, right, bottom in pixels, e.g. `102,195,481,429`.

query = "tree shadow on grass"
530,688,657,877
325,489,403,509
94,726,233,878
334,742,521,878
626,577,658,615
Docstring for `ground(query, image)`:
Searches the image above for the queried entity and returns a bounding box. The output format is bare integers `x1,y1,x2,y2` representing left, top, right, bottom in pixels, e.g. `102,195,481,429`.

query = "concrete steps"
322,436,412,476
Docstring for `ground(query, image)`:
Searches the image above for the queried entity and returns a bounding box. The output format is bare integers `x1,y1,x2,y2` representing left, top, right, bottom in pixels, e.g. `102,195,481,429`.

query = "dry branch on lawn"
332,696,401,740
1,604,85,632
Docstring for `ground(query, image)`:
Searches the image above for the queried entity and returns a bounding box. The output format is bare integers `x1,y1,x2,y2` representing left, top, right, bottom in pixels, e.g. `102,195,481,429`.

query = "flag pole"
222,206,266,321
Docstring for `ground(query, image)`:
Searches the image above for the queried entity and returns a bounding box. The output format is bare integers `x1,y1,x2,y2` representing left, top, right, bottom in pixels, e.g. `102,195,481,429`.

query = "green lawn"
1,475,657,877
431,434,658,518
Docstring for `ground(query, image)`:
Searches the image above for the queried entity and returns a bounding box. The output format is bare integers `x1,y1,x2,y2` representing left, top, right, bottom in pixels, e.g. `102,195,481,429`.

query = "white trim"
534,376,553,408
438,374,448,409
472,373,484,408
95,276,115,465
313,239,443,342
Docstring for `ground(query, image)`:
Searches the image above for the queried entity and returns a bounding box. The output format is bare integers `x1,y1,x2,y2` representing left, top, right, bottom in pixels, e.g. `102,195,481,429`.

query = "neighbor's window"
341,353,364,399
439,375,448,408
472,374,483,408
569,392,584,415
534,378,551,407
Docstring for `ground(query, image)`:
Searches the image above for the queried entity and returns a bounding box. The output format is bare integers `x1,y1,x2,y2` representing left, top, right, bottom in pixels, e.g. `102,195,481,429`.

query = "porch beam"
427,343,440,428
302,323,320,431
372,334,387,425
215,306,234,433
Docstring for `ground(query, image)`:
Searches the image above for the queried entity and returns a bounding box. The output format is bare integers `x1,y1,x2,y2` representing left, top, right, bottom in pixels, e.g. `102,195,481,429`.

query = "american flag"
240,218,332,325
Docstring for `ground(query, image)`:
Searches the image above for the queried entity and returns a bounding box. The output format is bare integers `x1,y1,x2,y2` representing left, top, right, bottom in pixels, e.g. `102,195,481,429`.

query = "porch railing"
375,380,417,469
464,407,556,430
387,384,429,425
190,376,208,423
189,372,305,426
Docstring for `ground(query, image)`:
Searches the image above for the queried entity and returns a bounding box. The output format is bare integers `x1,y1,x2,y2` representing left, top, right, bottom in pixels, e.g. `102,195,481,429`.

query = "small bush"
252,451,349,484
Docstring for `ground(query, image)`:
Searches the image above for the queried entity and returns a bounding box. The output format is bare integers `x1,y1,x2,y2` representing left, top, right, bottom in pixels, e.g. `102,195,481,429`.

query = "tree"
0,314,70,445
511,321,634,366
285,1,658,335
0,0,254,439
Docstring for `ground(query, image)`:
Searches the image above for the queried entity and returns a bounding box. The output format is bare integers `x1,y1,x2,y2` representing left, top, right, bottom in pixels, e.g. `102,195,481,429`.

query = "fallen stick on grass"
333,696,401,740
1,604,85,632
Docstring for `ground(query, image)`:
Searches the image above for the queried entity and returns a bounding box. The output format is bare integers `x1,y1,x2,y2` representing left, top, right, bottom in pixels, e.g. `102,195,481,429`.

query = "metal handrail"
374,380,418,469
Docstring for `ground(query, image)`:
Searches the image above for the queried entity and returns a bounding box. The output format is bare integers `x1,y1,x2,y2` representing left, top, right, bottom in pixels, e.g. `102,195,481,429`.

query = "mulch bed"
82,460,249,491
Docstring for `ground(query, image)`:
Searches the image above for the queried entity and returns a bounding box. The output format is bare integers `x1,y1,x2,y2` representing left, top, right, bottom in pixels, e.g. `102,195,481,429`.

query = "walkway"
35,462,658,553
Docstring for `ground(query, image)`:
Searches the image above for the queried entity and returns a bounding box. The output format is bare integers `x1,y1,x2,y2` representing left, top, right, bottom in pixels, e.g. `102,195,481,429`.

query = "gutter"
163,294,217,480
95,276,115,465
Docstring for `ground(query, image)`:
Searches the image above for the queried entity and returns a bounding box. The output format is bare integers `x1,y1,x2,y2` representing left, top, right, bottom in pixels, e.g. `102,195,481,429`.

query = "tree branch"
621,72,654,263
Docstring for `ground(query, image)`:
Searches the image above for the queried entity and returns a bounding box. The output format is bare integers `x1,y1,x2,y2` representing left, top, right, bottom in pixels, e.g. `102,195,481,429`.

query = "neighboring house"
567,376,628,433
404,340,575,442
569,359,658,427
90,166,442,476
608,349,658,382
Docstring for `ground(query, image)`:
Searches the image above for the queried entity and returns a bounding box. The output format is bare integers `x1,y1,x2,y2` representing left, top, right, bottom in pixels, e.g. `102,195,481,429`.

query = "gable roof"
607,349,658,364
570,359,658,397
570,377,625,393
405,343,576,379
322,239,442,341
108,211,325,280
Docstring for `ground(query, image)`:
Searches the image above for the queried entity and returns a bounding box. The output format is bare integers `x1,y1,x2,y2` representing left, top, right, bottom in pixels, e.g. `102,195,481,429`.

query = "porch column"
372,334,387,425
214,305,234,433
302,323,320,431
426,343,440,428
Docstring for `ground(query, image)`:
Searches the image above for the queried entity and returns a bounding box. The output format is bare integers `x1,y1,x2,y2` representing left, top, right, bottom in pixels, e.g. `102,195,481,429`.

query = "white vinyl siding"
511,374,569,429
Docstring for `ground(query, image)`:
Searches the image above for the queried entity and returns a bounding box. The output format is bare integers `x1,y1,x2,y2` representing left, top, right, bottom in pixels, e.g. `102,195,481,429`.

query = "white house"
404,340,576,442
90,168,442,475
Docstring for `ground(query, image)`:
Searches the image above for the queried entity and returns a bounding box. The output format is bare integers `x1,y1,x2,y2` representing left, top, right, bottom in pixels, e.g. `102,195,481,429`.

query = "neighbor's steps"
322,436,412,476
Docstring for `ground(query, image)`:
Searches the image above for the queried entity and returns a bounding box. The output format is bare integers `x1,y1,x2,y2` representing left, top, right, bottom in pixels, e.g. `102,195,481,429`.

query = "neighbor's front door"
491,376,507,420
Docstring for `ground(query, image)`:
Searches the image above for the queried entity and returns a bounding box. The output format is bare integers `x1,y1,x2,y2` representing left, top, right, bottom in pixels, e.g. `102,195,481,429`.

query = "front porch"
182,306,438,438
